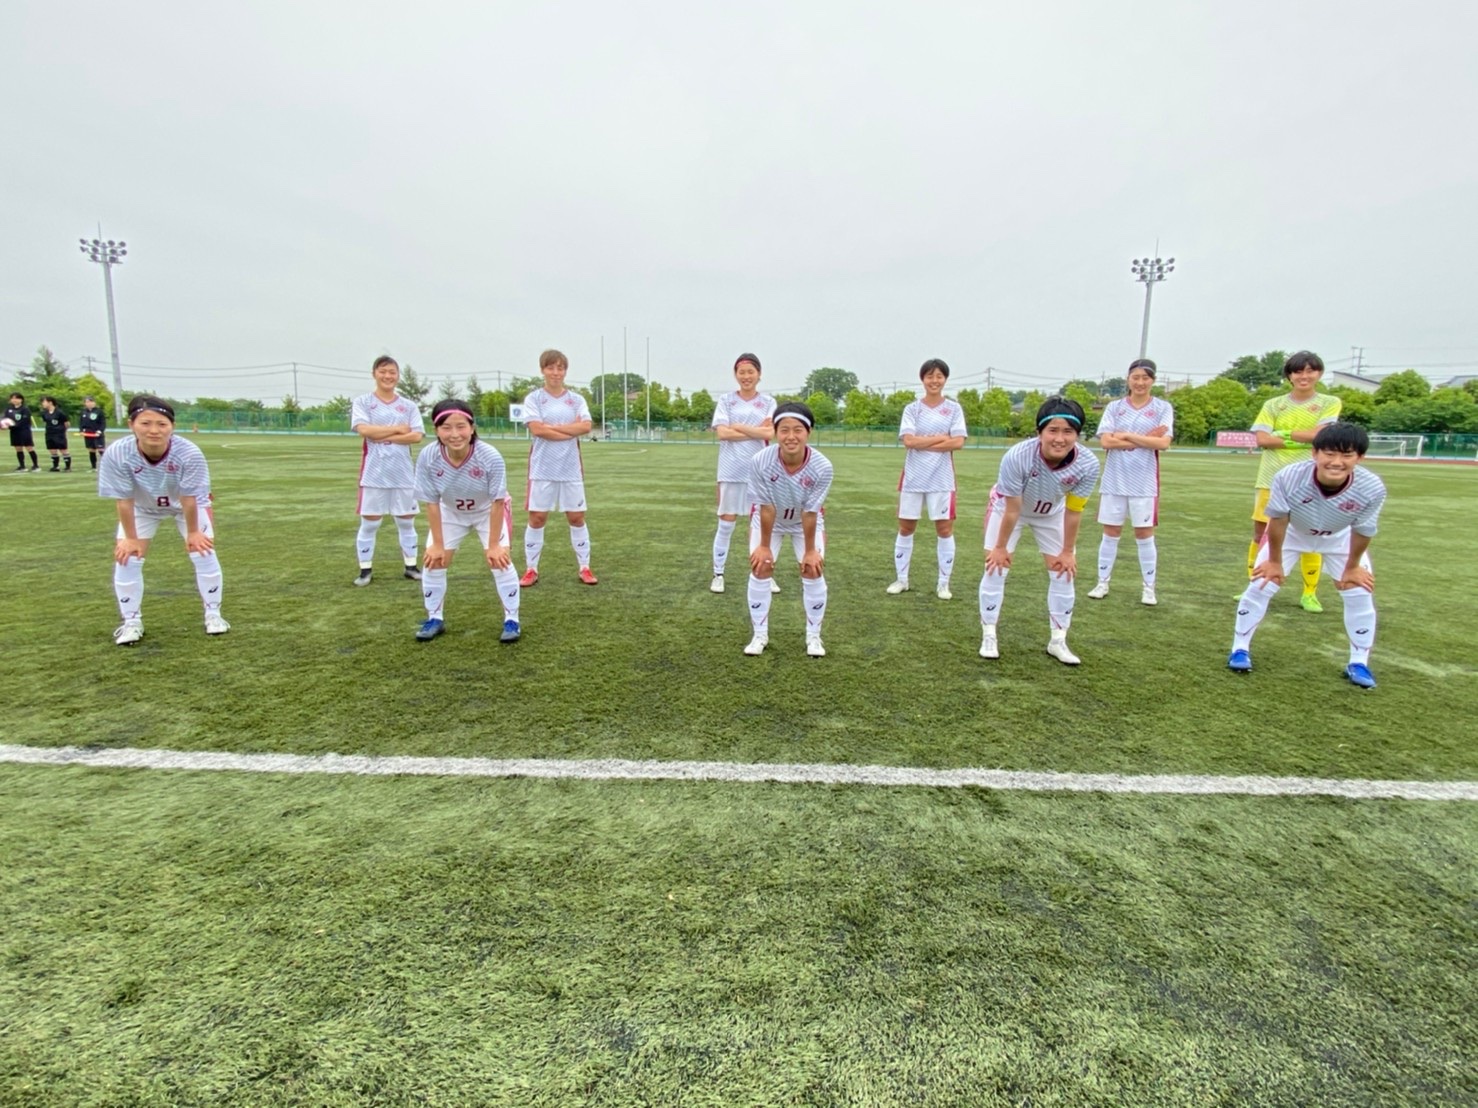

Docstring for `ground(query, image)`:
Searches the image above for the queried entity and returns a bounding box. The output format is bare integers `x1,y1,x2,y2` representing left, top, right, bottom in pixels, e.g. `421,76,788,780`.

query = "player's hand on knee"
425,546,448,570
801,552,824,579
485,545,510,570
749,549,775,577
185,530,213,555
1252,562,1284,587
1337,567,1374,592
115,539,144,565
985,547,1011,575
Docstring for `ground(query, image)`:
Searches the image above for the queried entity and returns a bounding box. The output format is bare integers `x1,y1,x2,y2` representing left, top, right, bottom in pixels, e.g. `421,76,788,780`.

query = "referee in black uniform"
40,396,71,471
78,396,108,468
6,392,38,471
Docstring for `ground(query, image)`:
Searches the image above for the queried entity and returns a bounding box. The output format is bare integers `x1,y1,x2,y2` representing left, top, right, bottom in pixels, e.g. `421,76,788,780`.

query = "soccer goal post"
1367,433,1425,459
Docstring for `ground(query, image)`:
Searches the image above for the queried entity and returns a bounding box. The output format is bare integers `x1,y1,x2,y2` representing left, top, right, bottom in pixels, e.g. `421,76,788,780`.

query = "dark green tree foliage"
1373,369,1430,405
687,389,716,425
805,391,840,425
842,388,881,426
398,365,431,411
804,367,859,401
1217,351,1288,389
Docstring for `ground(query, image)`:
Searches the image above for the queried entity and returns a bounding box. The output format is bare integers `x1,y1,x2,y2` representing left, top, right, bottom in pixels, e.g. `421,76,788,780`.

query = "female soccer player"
351,355,426,586
98,395,228,644
412,399,522,643
39,396,71,472
1087,358,1173,605
78,396,108,468
1248,351,1341,612
979,395,1100,665
886,358,966,599
709,352,777,594
520,349,597,586
6,392,38,471
743,402,834,657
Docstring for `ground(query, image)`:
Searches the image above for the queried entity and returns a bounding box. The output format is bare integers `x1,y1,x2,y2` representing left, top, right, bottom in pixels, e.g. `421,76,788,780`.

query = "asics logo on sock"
209,586,219,593
750,602,762,609
810,603,824,610
1238,609,1249,616
424,590,433,598
1356,628,1370,635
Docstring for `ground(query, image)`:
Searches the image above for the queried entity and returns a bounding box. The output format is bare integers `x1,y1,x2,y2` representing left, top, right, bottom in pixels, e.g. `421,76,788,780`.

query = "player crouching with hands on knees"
1227,422,1385,688
979,395,1100,665
412,399,522,643
743,402,834,657
99,395,228,644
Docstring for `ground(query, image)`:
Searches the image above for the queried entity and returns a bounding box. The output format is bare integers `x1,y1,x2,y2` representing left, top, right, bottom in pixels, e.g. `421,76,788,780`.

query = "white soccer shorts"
748,510,827,560
983,497,1065,557
359,486,418,516
898,490,956,522
526,479,587,513
716,481,751,517
439,502,512,552
118,509,215,542
1097,494,1158,528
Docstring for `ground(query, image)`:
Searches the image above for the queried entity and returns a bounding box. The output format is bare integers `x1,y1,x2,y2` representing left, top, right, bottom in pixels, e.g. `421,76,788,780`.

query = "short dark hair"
919,358,950,380
41,395,58,406
1035,395,1086,431
1312,421,1369,456
431,398,478,442
773,401,815,429
539,349,568,370
1127,358,1157,379
8,392,22,404
734,353,761,373
127,395,175,422
372,355,399,373
1283,350,1325,378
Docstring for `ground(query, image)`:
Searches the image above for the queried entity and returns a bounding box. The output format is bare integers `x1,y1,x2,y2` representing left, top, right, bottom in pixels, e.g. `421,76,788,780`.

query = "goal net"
1366,433,1425,459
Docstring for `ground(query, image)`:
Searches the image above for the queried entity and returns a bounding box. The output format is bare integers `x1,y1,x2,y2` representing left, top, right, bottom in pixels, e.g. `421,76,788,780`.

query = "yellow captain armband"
1065,494,1089,513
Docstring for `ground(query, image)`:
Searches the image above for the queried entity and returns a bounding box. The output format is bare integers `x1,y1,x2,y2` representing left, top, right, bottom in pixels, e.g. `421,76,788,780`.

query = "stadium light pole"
1130,254,1174,360
79,232,129,424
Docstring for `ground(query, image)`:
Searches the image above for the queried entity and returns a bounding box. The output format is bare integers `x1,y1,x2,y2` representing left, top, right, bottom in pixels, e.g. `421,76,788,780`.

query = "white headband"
775,412,812,429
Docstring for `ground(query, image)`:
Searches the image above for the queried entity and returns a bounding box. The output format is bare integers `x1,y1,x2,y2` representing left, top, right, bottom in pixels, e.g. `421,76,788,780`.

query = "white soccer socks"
747,574,773,631
421,567,447,619
394,516,418,566
979,568,1008,627
492,565,521,620
1047,574,1075,635
1136,537,1157,588
523,525,545,572
189,550,224,617
712,518,736,575
802,575,828,644
570,524,591,568
892,533,914,585
1231,581,1278,652
1096,535,1119,584
356,517,382,568
114,556,145,624
936,535,955,594
1340,585,1376,665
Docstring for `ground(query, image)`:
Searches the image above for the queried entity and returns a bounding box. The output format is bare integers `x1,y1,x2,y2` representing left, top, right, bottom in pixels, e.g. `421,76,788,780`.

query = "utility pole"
645,336,651,434
1130,252,1175,360
622,326,628,431
599,336,606,429
291,362,299,404
78,230,128,423
1351,346,1365,375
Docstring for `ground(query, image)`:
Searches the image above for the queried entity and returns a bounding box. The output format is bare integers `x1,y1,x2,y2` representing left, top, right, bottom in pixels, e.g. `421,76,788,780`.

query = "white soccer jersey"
1266,461,1386,543
898,398,967,492
747,444,833,533
992,438,1100,517
1096,396,1173,497
98,435,211,514
352,392,424,489
712,390,777,482
525,388,591,481
415,440,509,514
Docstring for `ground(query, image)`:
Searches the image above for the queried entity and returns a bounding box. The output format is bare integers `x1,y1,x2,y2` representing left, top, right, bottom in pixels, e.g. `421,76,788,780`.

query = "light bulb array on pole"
79,233,129,424
1130,254,1174,361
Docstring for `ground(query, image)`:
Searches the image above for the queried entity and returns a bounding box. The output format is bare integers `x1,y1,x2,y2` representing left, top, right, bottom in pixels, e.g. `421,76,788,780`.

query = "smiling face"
920,368,948,398
1285,364,1322,399
1127,367,1155,399
129,409,174,453
775,416,810,464
734,361,761,395
540,359,568,394
436,410,475,454
1037,418,1080,463
373,360,400,395
1312,446,1361,488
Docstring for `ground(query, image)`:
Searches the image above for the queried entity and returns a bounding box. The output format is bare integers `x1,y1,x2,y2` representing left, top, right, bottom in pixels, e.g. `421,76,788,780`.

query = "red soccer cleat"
578,566,599,586
519,568,539,587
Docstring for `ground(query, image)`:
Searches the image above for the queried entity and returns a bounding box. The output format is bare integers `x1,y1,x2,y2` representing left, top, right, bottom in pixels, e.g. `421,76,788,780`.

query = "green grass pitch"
1,436,1474,1105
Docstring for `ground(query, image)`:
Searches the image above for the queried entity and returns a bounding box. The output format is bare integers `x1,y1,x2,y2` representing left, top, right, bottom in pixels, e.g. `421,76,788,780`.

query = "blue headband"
1038,412,1082,428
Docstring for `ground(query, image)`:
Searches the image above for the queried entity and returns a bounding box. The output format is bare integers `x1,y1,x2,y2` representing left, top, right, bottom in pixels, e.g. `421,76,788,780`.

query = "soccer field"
2,436,1475,1105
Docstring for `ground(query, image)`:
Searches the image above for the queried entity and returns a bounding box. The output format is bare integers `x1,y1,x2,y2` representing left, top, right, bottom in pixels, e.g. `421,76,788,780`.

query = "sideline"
1,744,1473,801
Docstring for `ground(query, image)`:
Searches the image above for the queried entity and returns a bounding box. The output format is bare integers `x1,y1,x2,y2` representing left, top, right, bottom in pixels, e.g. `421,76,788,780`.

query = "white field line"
1,744,1474,801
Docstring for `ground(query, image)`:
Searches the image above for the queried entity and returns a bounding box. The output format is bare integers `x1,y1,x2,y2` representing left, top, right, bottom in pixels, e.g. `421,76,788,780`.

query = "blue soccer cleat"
1227,649,1252,673
415,618,445,641
1344,662,1376,689
500,619,521,643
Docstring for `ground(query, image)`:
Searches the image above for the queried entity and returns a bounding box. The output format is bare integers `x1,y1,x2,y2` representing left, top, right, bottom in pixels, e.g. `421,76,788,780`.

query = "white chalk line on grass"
1,744,1474,801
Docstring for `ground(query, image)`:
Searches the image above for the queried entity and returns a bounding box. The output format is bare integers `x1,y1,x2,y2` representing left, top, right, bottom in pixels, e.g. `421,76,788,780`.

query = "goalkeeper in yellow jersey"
1249,351,1342,611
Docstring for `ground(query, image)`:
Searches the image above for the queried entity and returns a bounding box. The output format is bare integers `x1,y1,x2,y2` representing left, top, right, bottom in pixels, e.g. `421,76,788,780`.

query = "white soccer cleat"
936,582,953,600
204,614,231,635
979,626,999,659
806,635,826,657
113,621,144,646
709,574,725,593
885,579,910,595
743,632,769,656
1141,586,1157,606
770,578,781,594
1087,581,1110,599
1046,635,1081,666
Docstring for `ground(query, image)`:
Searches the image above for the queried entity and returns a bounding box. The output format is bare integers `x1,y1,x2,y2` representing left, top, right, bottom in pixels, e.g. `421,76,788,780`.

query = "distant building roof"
1442,374,1477,389
1328,370,1382,393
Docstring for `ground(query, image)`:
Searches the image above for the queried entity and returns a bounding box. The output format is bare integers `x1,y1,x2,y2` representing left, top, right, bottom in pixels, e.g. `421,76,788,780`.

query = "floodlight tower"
79,233,129,423
1130,254,1174,361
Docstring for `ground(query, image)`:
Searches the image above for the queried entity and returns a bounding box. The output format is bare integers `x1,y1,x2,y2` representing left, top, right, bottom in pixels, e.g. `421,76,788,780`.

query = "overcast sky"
4,1,1476,405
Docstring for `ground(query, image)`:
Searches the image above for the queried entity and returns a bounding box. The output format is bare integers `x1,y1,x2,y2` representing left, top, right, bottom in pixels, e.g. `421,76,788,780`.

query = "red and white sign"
1216,431,1257,448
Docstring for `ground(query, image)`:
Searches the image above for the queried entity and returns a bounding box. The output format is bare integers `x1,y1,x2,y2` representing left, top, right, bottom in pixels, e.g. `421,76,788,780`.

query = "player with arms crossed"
709,352,776,594
886,357,967,600
1249,350,1341,612
78,396,108,469
411,399,523,643
1087,358,1173,605
99,395,228,645
979,395,1100,665
743,402,834,657
352,355,426,586
521,348,597,586
5,392,38,471
1228,422,1384,688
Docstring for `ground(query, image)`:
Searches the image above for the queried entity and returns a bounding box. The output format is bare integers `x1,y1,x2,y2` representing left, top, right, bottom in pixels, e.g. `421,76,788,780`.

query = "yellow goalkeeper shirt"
1251,392,1342,488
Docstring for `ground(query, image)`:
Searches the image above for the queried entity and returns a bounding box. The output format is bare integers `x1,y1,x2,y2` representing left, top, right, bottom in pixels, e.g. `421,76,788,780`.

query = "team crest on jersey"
799,476,815,488
1338,500,1360,512
471,467,484,478
435,468,445,477
166,462,178,473
1061,476,1079,487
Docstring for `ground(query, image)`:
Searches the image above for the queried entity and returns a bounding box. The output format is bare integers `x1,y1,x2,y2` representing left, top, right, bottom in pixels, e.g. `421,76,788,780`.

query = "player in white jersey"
1087,358,1174,606
97,395,228,645
351,355,426,587
1228,423,1385,688
709,352,777,594
979,396,1100,665
411,399,523,643
520,349,598,587
743,402,834,657
886,358,967,600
